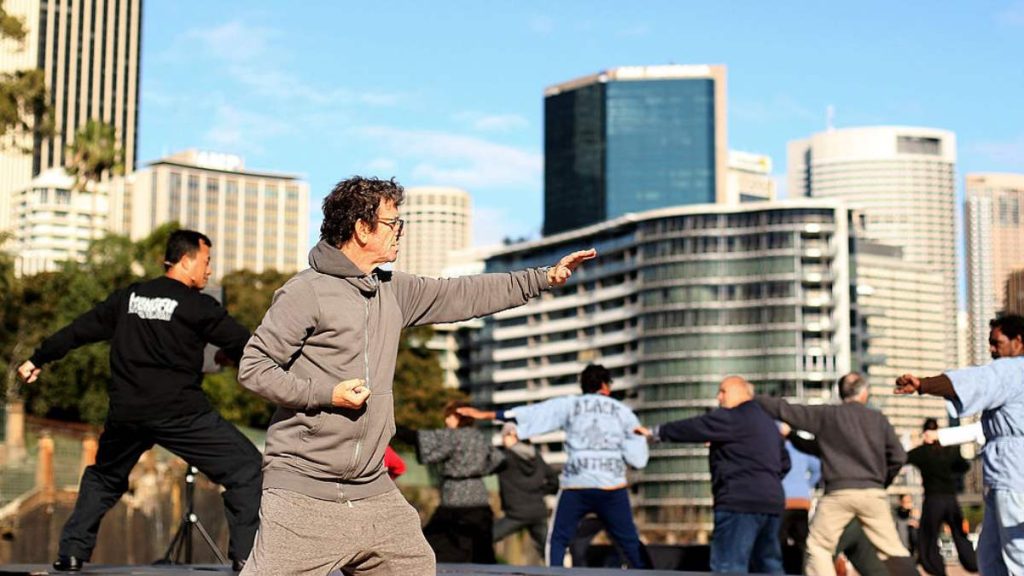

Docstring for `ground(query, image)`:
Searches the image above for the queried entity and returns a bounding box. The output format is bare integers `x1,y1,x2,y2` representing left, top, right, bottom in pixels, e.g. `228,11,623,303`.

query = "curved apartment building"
472,198,949,539
473,200,854,538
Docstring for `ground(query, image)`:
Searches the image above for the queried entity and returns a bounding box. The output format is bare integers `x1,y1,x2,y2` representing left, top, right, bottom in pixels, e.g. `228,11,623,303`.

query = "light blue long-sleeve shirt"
508,394,648,490
945,357,1024,491
782,440,821,501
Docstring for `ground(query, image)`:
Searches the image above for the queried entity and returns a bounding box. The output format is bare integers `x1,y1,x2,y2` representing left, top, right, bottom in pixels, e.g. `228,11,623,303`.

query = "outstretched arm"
21,288,125,383
393,249,597,327
458,397,574,439
896,358,1024,417
756,396,826,435
894,373,956,400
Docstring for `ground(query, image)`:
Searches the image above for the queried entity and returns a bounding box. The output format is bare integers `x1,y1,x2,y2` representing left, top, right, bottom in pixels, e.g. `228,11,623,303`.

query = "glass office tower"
543,65,727,236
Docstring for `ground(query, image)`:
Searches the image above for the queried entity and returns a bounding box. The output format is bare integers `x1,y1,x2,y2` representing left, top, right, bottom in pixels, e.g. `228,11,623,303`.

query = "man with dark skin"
989,314,1024,360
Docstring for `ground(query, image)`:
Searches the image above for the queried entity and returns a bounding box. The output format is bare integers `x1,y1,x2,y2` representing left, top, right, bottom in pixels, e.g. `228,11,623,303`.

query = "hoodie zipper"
347,279,374,477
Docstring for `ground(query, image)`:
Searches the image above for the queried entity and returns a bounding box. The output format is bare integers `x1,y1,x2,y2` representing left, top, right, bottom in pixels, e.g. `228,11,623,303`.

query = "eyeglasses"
377,217,405,236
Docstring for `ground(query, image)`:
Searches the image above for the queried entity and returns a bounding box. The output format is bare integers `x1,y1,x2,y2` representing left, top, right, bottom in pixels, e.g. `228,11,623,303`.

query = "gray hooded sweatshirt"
239,240,550,502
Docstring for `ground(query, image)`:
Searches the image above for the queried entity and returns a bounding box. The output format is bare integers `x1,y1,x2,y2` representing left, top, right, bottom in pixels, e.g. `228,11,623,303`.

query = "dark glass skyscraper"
543,65,727,236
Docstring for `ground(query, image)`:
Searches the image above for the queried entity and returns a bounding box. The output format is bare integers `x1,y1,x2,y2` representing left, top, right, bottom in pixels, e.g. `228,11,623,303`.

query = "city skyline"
138,1,1023,251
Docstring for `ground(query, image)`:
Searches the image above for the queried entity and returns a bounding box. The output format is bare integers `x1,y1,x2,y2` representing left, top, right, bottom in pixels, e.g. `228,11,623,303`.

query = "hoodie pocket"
301,411,327,440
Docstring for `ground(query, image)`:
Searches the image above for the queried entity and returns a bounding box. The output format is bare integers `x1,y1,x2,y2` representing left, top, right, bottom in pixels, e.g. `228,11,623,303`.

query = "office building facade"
127,150,309,279
1,0,141,232
788,126,958,369
543,65,727,235
726,150,776,203
965,173,1024,365
474,200,853,538
472,199,948,538
393,186,472,278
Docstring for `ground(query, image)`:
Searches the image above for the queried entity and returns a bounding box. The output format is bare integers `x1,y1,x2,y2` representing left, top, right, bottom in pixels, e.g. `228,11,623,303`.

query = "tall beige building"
851,240,948,440
0,0,141,233
1008,270,1024,315
393,186,471,277
726,150,776,203
965,173,1024,365
788,126,959,368
128,150,309,280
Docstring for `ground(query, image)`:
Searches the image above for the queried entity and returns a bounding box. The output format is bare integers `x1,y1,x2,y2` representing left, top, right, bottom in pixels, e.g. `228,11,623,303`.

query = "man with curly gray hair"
237,176,595,575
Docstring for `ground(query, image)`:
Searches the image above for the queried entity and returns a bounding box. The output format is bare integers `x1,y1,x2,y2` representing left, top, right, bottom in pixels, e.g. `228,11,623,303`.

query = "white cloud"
359,126,542,190
185,21,277,63
202,104,292,155
454,111,529,132
365,157,398,173
176,21,406,108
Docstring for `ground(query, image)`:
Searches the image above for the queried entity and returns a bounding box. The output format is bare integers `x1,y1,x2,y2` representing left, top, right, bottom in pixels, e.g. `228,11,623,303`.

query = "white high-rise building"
788,126,959,367
726,151,776,203
127,150,309,279
965,173,1024,365
394,186,472,277
11,168,129,275
1,0,141,233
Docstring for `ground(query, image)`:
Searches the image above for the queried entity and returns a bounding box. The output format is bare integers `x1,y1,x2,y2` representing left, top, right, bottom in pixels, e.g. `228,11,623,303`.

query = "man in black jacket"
907,418,977,575
757,373,915,576
492,422,559,559
17,230,260,573
637,376,790,574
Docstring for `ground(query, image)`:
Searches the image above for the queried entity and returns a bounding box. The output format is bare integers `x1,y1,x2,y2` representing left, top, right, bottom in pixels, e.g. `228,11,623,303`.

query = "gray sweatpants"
241,488,434,576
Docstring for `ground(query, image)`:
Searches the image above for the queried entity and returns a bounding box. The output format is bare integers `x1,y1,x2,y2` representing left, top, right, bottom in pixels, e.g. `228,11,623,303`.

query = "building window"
897,136,941,156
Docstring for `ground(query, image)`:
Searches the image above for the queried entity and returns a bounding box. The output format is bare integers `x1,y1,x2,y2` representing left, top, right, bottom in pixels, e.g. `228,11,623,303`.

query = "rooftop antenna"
826,105,836,132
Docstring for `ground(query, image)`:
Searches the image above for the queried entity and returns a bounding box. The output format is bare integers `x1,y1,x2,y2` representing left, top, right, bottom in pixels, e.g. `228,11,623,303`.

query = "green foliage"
66,120,123,189
0,68,50,150
3,229,450,431
392,326,465,444
0,0,26,41
2,227,178,424
200,268,292,428
202,368,275,428
220,269,291,332
0,1,52,149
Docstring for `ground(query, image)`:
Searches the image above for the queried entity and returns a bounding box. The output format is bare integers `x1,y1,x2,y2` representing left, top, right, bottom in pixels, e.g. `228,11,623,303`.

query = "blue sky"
139,0,1024,249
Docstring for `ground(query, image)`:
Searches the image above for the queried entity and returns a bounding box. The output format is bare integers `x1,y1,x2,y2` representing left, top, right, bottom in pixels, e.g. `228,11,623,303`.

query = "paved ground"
0,565,689,576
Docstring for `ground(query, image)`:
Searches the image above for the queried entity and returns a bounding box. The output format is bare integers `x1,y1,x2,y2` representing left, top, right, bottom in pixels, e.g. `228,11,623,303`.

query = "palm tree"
66,120,124,240
67,119,123,187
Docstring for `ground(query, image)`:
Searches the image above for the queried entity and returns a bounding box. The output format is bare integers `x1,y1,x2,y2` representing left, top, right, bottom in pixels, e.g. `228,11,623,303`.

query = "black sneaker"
231,558,246,572
52,555,84,572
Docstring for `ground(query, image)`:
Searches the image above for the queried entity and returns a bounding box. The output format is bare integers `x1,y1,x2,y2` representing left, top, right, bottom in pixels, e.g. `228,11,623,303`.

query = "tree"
0,0,51,150
219,269,292,332
200,268,293,428
7,226,176,423
66,119,123,188
392,326,465,440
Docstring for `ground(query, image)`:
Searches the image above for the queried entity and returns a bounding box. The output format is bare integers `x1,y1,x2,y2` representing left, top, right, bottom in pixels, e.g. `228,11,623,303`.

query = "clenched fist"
332,378,370,410
894,374,921,395
17,360,40,384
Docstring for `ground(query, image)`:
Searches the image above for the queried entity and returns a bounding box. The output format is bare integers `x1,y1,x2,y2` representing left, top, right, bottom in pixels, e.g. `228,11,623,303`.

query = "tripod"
157,465,227,565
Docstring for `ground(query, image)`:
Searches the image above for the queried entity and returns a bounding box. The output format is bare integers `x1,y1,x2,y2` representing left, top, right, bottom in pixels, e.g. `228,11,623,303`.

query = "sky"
139,0,1024,250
